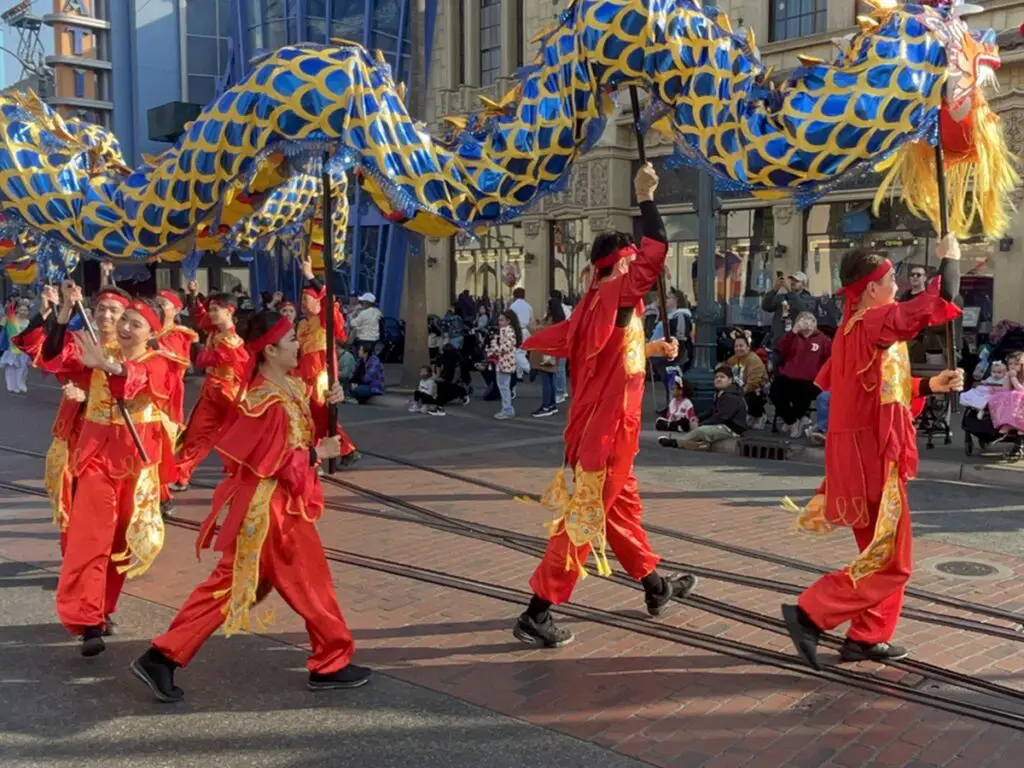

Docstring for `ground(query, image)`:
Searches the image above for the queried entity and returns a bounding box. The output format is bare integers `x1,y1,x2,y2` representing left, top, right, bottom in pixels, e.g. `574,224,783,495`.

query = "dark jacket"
761,289,816,346
703,383,748,435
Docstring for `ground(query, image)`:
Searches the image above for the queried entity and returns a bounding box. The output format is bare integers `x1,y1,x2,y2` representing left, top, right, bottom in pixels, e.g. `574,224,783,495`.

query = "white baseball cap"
789,271,808,284
358,292,376,303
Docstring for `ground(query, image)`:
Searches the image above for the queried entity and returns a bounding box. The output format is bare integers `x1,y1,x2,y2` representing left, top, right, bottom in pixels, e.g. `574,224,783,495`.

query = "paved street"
1,369,1023,767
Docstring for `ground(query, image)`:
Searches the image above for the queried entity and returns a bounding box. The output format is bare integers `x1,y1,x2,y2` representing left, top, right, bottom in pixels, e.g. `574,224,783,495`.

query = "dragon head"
916,1,999,115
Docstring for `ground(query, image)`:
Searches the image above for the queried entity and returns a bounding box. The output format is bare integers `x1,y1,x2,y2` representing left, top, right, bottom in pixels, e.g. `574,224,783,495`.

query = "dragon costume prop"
0,0,1016,281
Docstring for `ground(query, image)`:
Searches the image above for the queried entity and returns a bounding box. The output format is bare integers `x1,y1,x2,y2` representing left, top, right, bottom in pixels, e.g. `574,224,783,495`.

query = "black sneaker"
839,639,908,663
781,604,822,670
657,436,679,449
169,481,189,493
513,612,574,648
308,663,373,691
130,648,184,703
339,451,362,468
459,395,471,405
532,406,556,418
645,573,698,617
427,407,446,416
81,626,105,657
103,615,116,637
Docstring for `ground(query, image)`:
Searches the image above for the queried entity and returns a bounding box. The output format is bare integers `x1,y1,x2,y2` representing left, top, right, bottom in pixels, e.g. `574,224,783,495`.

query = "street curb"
796,444,1024,490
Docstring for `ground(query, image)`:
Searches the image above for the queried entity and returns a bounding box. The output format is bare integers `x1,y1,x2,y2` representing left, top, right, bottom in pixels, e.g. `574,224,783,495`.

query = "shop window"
453,224,524,301
550,218,592,304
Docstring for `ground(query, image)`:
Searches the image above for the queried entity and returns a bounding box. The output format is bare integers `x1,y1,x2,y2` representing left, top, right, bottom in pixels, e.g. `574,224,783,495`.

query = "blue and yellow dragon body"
0,0,1015,278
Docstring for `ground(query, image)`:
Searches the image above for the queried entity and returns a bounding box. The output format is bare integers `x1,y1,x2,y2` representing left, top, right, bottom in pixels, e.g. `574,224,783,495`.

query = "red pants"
529,471,661,604
339,426,357,456
56,463,136,634
175,393,231,485
153,505,355,674
799,483,912,644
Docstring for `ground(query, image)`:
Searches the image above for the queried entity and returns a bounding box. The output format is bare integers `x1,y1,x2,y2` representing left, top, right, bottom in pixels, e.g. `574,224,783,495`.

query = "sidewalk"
377,364,1024,490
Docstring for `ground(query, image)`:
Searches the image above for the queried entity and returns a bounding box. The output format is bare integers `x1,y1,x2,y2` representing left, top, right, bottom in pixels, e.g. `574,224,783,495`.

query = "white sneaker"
409,403,424,413
789,421,804,439
555,394,567,404
494,411,513,420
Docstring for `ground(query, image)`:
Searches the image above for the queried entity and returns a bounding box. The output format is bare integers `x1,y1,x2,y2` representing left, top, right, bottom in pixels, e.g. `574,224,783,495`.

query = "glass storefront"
452,224,525,302
805,199,996,328
550,218,592,304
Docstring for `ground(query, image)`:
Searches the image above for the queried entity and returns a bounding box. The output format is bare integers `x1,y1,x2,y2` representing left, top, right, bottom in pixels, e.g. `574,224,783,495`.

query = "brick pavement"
1,418,1023,767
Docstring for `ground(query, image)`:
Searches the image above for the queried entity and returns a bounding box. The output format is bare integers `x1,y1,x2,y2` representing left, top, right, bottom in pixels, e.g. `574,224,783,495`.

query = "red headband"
158,290,183,311
96,290,130,308
836,259,893,298
280,301,295,310
303,286,326,301
127,300,161,332
238,317,293,402
593,244,639,271
208,299,236,314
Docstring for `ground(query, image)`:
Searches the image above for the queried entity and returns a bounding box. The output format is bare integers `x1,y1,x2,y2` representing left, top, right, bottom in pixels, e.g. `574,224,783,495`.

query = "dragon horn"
530,23,558,44
441,116,468,130
746,26,756,49
397,82,407,103
718,14,733,33
796,54,826,66
856,16,880,33
330,37,363,49
375,49,387,64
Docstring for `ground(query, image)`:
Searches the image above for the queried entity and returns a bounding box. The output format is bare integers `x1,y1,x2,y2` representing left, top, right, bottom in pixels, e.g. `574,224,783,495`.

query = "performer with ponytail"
14,284,129,557
131,309,371,702
171,283,248,490
296,255,359,464
153,289,197,513
40,282,174,656
782,236,964,668
511,164,698,648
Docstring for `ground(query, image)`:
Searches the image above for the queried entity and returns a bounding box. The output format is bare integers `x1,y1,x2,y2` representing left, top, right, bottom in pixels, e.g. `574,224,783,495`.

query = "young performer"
153,289,197,512
782,237,963,667
131,310,371,702
171,286,248,490
512,164,698,648
15,285,129,556
41,282,175,656
296,256,359,463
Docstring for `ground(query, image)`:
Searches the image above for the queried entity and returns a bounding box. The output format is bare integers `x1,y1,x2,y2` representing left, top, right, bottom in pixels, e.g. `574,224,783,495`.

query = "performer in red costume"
131,310,371,702
782,237,964,667
171,285,248,490
41,282,175,656
296,255,359,464
153,289,197,513
512,164,698,648
14,284,129,557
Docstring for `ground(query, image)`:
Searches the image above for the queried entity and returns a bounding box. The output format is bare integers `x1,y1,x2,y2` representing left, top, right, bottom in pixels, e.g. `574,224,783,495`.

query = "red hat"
127,300,161,332
158,290,184,311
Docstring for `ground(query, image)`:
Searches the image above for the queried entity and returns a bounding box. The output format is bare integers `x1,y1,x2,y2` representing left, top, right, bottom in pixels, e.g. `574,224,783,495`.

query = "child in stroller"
960,360,1008,456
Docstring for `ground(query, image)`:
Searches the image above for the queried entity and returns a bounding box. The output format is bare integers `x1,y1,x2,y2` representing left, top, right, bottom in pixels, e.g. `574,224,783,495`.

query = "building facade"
422,0,1024,337
42,0,113,126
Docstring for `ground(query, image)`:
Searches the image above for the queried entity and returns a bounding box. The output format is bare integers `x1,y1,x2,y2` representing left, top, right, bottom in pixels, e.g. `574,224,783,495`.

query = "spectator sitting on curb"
347,344,385,404
658,366,747,450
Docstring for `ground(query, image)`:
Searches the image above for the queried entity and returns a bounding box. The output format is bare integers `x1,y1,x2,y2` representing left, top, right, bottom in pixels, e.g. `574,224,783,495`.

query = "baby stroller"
961,407,1001,456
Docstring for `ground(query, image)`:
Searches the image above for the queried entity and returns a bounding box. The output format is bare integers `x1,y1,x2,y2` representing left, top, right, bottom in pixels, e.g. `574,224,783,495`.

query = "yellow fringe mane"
874,97,1020,239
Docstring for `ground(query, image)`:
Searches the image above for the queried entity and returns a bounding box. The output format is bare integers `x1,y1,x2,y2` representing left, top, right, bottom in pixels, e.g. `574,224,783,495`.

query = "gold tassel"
783,494,836,535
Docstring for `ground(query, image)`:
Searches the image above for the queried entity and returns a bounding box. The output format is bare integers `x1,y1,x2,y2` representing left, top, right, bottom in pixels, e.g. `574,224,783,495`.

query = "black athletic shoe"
130,648,184,703
103,615,116,637
308,664,373,691
657,436,679,449
81,626,106,657
781,604,821,670
339,451,362,468
839,639,908,663
645,573,699,617
513,612,574,648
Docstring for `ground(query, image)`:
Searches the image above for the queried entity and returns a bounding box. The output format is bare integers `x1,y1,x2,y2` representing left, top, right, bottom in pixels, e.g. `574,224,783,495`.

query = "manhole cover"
935,560,1000,577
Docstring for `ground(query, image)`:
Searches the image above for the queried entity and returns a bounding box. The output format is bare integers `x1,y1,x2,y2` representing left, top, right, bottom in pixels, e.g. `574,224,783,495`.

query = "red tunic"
523,236,667,579
294,302,346,405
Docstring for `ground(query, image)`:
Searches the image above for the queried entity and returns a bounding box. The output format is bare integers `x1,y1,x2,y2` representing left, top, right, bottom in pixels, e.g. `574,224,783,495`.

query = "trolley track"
354,449,1024,629
3,475,1024,731
1,442,1019,634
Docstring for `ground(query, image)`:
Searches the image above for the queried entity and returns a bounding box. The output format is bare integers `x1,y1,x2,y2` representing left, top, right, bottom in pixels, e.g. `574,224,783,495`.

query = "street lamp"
689,169,720,411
